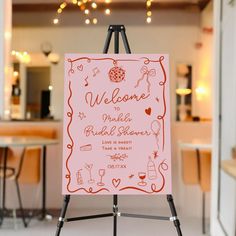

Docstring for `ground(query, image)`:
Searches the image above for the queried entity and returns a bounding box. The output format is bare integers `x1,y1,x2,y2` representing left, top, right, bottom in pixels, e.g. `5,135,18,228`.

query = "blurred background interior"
0,0,235,235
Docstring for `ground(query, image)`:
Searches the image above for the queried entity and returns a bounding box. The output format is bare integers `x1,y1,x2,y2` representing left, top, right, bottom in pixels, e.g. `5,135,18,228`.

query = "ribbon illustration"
135,66,156,93
151,120,161,151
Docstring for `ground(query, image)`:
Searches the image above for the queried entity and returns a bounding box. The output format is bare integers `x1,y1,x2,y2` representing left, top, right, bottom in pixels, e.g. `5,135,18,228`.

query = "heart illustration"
112,178,121,188
145,107,152,116
78,64,83,71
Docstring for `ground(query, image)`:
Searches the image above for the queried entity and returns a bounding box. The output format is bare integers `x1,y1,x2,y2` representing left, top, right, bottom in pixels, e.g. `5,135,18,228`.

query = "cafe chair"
0,146,41,227
181,149,211,234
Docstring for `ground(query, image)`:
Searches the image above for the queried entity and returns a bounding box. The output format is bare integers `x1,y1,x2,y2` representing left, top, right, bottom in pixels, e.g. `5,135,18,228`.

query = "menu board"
63,54,171,195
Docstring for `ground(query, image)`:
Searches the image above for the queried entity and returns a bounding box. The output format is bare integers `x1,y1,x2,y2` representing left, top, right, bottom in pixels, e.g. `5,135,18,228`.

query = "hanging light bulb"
53,18,59,24
147,11,152,17
93,18,98,24
84,9,90,14
146,17,152,24
105,8,111,15
91,2,97,9
146,0,152,7
85,18,90,24
60,2,67,9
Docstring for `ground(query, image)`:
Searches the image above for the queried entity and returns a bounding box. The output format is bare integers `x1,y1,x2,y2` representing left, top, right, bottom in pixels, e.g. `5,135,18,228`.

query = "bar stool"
0,147,41,227
181,149,211,234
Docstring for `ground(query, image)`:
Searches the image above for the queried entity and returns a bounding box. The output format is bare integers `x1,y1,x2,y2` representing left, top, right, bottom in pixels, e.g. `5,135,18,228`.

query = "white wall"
0,0,12,119
193,2,213,119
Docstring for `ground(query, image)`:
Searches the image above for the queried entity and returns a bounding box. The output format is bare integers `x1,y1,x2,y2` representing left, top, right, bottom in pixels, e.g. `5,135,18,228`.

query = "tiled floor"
0,211,208,236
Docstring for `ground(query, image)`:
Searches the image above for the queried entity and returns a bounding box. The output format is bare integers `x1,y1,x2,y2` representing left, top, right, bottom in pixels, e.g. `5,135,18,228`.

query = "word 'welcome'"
85,88,150,108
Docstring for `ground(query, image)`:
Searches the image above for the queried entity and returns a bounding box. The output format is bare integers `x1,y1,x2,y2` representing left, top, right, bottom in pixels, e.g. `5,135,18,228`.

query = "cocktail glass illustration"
85,163,95,184
138,172,147,186
97,169,105,186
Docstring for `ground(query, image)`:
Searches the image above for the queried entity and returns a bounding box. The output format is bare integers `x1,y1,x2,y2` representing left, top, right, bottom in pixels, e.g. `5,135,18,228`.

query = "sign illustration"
63,54,171,195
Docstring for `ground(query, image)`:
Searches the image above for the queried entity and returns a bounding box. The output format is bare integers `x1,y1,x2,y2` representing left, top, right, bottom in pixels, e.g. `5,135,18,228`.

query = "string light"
11,50,31,64
147,10,152,17
53,0,112,26
91,2,97,9
85,18,90,24
105,8,111,15
146,0,152,24
93,18,98,24
53,18,59,24
60,2,67,9
146,17,152,24
84,9,90,14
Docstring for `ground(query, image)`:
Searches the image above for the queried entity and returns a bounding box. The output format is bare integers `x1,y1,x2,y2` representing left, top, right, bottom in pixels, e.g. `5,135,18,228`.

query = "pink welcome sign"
63,54,171,195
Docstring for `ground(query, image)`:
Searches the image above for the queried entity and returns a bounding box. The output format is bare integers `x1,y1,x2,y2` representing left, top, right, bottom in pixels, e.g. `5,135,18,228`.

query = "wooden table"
0,136,58,225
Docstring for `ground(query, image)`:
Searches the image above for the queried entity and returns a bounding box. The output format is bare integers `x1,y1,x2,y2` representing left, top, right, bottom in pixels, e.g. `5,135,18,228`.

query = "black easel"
55,25,182,236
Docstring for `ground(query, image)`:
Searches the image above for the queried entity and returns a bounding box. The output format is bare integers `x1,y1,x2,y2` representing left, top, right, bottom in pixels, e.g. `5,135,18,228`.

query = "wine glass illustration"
138,172,147,186
85,163,95,184
97,169,105,186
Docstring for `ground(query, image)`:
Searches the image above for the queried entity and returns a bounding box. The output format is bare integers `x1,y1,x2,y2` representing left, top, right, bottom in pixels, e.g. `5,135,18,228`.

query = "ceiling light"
48,53,60,65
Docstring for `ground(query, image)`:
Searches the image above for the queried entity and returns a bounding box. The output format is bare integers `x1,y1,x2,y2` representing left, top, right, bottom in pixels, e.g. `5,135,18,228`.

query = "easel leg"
55,195,71,236
167,195,182,236
202,192,206,234
0,147,8,227
113,195,118,236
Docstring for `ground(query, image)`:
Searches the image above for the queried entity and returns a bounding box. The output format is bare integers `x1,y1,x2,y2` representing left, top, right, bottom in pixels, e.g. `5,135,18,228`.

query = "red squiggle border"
65,81,73,192
67,187,110,194
65,56,169,194
67,57,139,76
118,160,168,194
157,56,167,152
65,80,110,194
141,56,167,151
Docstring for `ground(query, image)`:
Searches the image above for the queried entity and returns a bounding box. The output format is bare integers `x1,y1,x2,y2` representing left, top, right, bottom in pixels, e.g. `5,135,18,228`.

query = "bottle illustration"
76,169,83,185
147,156,157,180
